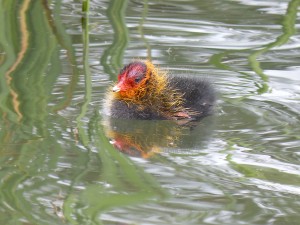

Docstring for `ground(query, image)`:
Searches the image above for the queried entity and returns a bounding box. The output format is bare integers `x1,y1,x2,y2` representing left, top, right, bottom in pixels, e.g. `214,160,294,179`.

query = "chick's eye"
135,77,142,83
134,74,145,83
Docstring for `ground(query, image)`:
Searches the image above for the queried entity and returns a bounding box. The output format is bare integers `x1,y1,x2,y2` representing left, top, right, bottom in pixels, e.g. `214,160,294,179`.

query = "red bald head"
113,61,147,93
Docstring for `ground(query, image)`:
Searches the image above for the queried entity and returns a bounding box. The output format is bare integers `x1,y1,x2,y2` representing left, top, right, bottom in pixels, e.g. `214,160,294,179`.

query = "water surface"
1,0,300,224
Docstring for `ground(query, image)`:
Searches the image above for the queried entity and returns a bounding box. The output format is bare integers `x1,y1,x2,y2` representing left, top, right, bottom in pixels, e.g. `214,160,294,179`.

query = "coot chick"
104,60,215,120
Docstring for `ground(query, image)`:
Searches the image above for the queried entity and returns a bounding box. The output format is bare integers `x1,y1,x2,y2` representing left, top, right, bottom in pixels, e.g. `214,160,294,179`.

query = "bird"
104,60,215,121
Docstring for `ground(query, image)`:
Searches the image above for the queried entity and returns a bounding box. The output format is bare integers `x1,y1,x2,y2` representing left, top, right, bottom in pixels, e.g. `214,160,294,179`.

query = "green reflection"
0,0,80,124
0,0,65,214
210,0,300,94
0,0,31,122
76,1,92,147
45,0,80,112
138,0,152,59
62,113,166,224
248,0,299,93
228,154,300,186
1,1,165,224
82,0,90,13
101,0,129,78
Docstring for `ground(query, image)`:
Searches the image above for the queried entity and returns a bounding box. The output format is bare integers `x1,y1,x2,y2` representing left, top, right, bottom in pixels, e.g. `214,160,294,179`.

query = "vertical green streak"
101,0,129,78
0,0,19,122
44,0,80,112
62,6,93,224
82,0,90,13
138,0,152,59
13,0,56,128
248,0,300,92
76,5,92,146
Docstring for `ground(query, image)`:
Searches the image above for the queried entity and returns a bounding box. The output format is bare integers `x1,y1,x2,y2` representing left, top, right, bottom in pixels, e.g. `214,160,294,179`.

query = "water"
1,0,300,224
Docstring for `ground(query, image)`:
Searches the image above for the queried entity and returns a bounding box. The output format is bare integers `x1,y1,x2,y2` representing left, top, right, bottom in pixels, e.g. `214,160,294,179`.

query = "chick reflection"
103,117,213,158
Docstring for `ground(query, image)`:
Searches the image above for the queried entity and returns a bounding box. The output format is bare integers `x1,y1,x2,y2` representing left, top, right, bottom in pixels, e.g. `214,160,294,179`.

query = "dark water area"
1,0,300,224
